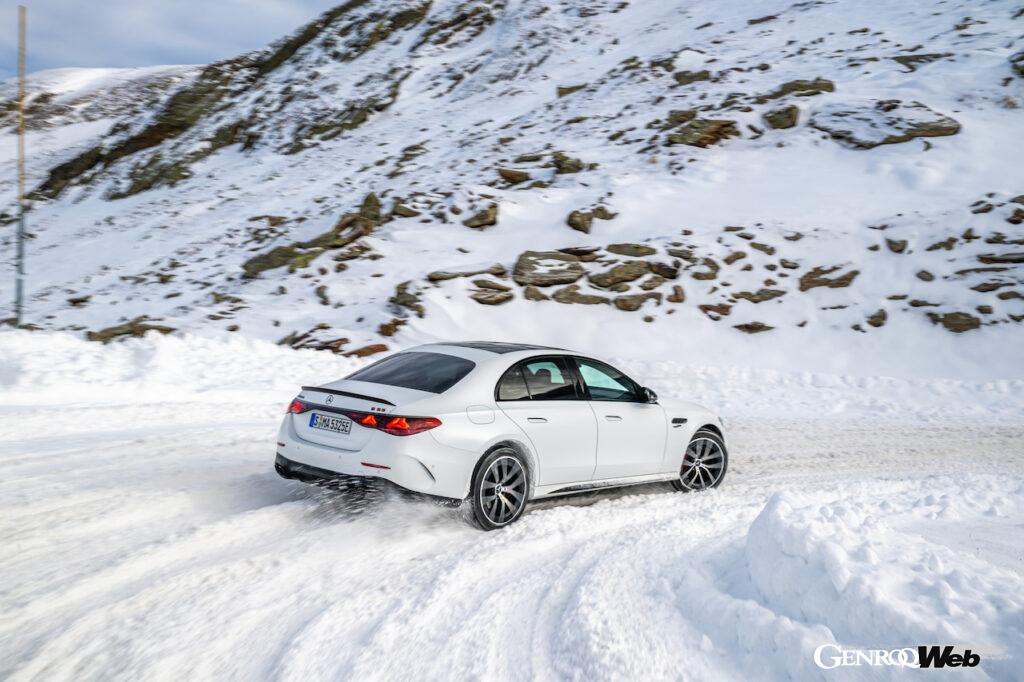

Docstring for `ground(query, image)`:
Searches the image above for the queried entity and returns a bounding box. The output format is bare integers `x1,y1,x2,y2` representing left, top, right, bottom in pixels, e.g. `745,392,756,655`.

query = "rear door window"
346,352,475,393
496,364,531,401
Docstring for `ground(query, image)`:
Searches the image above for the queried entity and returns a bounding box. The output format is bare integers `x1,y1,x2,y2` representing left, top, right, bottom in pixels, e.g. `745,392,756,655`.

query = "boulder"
513,251,585,286
667,119,739,148
427,263,506,282
810,99,960,149
755,78,834,103
462,203,499,229
614,292,662,311
607,243,656,257
567,210,593,233
359,192,382,221
734,322,774,333
866,309,887,328
552,152,584,174
498,168,531,184
733,288,785,303
589,260,650,288
471,289,513,305
799,265,859,291
1011,50,1024,78
391,203,421,218
523,285,549,301
552,284,609,305
928,312,981,333
764,105,799,129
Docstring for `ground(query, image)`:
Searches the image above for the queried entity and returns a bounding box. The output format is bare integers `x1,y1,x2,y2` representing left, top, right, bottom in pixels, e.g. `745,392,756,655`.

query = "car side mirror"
641,387,658,403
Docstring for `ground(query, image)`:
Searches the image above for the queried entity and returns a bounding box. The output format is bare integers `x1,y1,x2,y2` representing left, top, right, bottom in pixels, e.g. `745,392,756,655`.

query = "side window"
575,358,640,402
521,358,579,400
496,364,530,401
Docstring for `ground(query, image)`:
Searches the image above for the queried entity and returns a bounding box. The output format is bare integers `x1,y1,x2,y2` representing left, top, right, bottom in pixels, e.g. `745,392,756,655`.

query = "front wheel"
672,428,728,492
469,448,529,530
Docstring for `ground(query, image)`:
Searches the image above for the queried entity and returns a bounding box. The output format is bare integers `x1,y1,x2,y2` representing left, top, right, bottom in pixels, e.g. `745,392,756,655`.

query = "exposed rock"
498,168,531,184
691,258,721,280
471,289,513,305
589,260,650,288
591,206,617,221
977,305,993,315
607,243,656,257
513,251,585,286
1007,208,1024,225
978,252,1024,264
513,153,544,163
810,100,960,149
734,288,785,303
699,303,732,318
916,270,935,282
567,210,593,234
756,78,834,103
359,192,382,221
892,53,952,72
427,263,505,282
639,275,665,291
392,202,421,218
748,14,777,25
667,119,739,148
780,259,799,269
673,70,712,86
242,212,373,278
649,262,679,279
557,83,587,97
799,265,859,291
734,322,773,333
378,318,406,336
667,285,686,303
314,284,329,306
473,279,511,291
552,284,609,305
67,295,91,307
86,316,175,343
345,343,388,358
928,311,981,333
660,109,697,130
557,246,602,262
614,292,662,311
1011,50,1024,78
523,285,549,301
886,239,908,254
750,242,775,255
552,152,584,174
925,237,954,250
764,105,799,129
462,203,499,229
390,281,425,317
866,309,887,328
724,251,747,265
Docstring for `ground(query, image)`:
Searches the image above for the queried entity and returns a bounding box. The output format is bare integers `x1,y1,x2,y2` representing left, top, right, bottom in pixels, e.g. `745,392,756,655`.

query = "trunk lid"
292,380,433,450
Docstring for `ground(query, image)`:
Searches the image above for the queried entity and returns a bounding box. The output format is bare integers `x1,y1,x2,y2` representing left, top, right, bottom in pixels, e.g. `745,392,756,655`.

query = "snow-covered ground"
1,332,1021,680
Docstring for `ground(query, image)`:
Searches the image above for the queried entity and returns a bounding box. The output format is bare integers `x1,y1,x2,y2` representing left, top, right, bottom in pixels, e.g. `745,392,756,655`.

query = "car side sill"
537,472,678,498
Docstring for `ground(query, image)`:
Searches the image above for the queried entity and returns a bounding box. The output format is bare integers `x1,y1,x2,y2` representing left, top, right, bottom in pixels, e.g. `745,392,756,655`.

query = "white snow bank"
1,331,1021,422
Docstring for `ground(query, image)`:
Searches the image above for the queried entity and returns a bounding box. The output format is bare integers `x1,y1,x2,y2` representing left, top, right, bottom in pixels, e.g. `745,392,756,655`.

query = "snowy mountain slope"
1,331,1022,680
1,0,1023,378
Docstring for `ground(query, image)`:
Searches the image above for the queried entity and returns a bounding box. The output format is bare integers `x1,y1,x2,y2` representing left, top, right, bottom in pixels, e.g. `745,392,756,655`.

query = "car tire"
469,447,529,530
672,428,728,493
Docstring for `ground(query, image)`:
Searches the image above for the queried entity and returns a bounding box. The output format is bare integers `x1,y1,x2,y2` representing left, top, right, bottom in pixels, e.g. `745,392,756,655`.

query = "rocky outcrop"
799,265,859,291
87,316,175,343
589,261,649,288
666,119,739,148
462,203,499,228
552,285,609,305
763,105,799,129
810,100,960,149
513,251,585,286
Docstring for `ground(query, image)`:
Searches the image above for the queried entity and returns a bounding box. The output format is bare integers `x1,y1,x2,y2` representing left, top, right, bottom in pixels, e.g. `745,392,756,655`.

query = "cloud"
0,0,340,80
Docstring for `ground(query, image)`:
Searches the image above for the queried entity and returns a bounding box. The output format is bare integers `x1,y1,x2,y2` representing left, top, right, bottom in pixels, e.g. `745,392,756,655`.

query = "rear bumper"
275,416,474,499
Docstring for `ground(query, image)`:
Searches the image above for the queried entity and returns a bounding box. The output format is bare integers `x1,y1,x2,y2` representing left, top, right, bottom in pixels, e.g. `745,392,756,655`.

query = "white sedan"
275,342,727,529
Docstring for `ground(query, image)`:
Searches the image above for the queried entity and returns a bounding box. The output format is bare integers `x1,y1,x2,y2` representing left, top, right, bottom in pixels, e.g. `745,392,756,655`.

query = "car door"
573,357,667,480
495,356,598,486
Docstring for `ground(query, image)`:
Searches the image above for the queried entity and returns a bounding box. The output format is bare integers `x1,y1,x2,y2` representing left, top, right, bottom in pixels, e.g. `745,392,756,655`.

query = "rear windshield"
346,352,475,394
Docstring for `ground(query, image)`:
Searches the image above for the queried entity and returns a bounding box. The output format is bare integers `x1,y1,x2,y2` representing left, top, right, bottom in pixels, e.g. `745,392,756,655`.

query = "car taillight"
286,398,312,414
342,410,441,436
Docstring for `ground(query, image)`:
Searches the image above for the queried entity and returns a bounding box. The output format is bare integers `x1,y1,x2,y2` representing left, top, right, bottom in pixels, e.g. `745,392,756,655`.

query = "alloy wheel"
480,455,527,525
679,437,725,491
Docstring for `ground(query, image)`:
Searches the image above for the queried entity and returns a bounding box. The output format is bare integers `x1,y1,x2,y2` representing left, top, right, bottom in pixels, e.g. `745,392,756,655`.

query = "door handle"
527,417,548,423
604,415,622,421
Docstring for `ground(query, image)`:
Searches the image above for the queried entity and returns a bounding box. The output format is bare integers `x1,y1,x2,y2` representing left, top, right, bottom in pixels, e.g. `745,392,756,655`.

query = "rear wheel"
672,428,728,492
469,448,529,530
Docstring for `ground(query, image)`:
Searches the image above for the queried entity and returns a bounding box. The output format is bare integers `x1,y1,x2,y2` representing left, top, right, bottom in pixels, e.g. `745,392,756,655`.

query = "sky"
0,0,340,80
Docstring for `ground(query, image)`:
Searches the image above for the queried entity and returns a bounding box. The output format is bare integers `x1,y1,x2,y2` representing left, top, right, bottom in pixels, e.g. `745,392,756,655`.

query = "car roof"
413,341,580,362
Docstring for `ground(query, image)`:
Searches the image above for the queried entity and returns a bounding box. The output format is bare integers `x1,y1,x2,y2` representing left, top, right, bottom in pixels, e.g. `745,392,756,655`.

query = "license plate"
309,413,351,434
